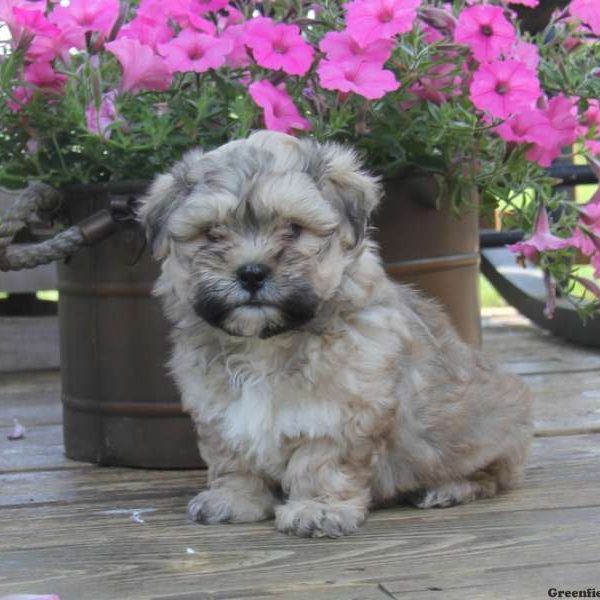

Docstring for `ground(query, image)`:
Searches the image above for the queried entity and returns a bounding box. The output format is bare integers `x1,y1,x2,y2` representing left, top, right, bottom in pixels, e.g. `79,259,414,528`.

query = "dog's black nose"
237,263,271,293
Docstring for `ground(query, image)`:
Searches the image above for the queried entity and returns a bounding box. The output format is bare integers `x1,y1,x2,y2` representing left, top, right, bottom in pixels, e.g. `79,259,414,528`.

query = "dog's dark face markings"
188,211,323,338
139,132,381,338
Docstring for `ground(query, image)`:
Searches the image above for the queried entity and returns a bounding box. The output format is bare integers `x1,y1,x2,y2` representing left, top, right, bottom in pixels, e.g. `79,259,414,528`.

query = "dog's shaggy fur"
139,131,533,538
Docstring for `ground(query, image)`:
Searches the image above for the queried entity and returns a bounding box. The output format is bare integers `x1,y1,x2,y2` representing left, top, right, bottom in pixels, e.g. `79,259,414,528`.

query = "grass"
36,290,59,302
480,275,507,309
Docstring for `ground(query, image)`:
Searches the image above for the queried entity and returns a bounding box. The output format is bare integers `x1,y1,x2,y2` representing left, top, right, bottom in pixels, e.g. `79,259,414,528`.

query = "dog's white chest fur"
219,374,342,475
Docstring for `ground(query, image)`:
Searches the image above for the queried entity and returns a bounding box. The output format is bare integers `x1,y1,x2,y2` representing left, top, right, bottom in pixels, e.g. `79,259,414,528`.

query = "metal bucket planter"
57,182,201,468
53,178,479,468
376,177,481,346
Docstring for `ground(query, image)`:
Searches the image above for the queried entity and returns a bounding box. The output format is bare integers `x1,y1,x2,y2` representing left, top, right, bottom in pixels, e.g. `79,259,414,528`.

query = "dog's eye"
204,227,224,243
288,222,303,239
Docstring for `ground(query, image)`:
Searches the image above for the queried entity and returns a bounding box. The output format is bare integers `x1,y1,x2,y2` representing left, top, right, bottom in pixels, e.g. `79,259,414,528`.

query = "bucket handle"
0,182,133,272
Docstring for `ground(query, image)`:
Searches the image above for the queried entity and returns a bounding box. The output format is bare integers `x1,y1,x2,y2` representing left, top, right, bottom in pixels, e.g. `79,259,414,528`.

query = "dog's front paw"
188,488,275,524
275,500,365,538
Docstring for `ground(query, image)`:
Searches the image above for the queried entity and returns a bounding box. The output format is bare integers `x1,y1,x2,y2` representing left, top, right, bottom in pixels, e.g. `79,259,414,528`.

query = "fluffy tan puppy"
138,130,533,538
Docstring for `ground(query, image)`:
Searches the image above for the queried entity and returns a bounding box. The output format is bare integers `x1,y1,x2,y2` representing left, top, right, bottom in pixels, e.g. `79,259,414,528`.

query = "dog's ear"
303,141,382,247
137,150,202,259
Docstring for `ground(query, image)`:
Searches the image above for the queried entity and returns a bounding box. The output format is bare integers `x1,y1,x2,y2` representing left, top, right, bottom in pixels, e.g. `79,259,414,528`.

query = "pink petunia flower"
6,86,33,112
217,5,245,28
408,62,462,104
593,252,600,279
345,0,421,47
578,99,600,135
106,38,172,93
454,4,516,63
248,80,311,134
570,0,600,35
24,62,67,93
0,595,59,600
86,90,119,139
12,7,58,40
544,95,579,144
469,60,541,119
524,95,579,167
136,0,181,20
138,0,211,29
245,17,314,76
507,206,568,260
586,140,600,156
220,23,251,69
505,40,540,70
0,0,48,41
11,7,85,63
118,15,174,50
319,31,393,66
158,30,232,74
560,227,597,256
182,13,217,34
524,144,561,167
495,108,555,146
28,25,86,62
317,59,399,100
579,192,600,229
49,0,120,37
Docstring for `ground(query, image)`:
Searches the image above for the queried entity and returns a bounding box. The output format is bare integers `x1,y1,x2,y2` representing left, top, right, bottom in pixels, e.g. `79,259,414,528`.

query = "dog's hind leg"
408,453,527,509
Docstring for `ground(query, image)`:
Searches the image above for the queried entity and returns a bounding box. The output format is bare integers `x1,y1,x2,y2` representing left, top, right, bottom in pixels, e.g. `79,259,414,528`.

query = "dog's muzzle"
193,287,319,338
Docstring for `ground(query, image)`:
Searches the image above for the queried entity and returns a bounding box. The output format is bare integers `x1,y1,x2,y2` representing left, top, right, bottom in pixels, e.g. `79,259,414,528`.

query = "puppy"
139,130,533,538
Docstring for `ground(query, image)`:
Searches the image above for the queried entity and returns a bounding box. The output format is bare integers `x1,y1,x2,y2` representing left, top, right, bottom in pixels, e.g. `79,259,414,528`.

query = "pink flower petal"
245,18,314,76
49,0,119,37
570,0,600,35
507,206,569,259
470,60,540,119
455,4,516,63
158,31,232,74
320,31,393,66
345,0,421,47
248,80,311,134
106,38,172,93
317,59,399,100
7,418,26,441
86,90,119,139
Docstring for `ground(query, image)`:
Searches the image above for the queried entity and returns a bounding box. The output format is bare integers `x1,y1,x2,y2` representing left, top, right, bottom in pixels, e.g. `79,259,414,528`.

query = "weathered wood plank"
0,317,60,372
0,435,599,600
152,586,392,600
382,562,600,600
4,504,599,600
0,424,82,473
0,466,201,509
526,370,600,432
483,325,600,376
152,586,393,600
0,370,61,421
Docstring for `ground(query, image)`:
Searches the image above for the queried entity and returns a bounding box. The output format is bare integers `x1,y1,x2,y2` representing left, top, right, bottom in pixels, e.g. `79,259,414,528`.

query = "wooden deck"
2,309,600,600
